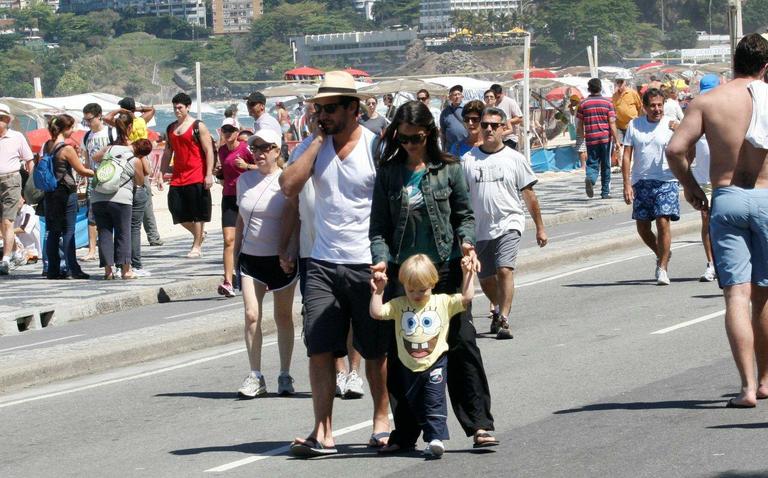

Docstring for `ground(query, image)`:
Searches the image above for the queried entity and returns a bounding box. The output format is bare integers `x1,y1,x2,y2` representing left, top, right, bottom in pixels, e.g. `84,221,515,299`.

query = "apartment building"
212,0,261,35
419,0,519,36
58,0,206,26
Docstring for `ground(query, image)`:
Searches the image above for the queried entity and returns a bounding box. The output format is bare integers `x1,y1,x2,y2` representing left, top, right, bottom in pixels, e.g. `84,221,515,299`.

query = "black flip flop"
368,432,390,448
289,438,338,457
473,432,500,448
726,398,756,409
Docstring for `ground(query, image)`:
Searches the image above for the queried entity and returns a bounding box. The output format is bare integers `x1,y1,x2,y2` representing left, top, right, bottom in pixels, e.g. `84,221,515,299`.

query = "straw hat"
310,71,371,102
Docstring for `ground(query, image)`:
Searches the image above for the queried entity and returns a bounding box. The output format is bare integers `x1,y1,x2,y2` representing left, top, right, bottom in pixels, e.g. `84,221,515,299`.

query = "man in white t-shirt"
462,106,547,340
280,71,390,457
244,91,282,137
621,88,679,286
491,84,523,149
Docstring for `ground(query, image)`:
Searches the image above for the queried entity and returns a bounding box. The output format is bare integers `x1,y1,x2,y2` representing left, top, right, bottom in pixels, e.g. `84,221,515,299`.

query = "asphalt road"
3,233,766,477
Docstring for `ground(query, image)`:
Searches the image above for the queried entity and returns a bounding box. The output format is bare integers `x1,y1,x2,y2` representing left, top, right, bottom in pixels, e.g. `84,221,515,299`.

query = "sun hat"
247,128,282,149
309,71,371,102
0,103,11,119
699,74,720,94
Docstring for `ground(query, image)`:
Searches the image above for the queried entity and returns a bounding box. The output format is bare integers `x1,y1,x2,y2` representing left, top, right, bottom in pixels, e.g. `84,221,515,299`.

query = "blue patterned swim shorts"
632,179,680,221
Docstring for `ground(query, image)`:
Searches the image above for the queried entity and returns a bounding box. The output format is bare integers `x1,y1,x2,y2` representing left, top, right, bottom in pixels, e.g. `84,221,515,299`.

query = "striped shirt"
577,95,616,146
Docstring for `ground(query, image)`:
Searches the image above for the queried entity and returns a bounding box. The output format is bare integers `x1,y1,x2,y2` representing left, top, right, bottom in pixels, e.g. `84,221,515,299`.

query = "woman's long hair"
44,114,75,154
113,113,133,145
377,100,456,165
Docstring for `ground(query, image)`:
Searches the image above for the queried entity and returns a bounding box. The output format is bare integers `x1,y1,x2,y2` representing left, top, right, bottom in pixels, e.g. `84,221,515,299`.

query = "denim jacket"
369,159,475,265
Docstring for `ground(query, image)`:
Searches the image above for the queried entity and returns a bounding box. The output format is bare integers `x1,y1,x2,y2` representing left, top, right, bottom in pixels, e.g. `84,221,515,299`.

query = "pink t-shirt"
218,141,252,196
0,129,34,175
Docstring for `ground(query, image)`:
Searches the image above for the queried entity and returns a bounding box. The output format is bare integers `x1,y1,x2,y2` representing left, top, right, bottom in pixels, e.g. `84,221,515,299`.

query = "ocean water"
152,108,256,140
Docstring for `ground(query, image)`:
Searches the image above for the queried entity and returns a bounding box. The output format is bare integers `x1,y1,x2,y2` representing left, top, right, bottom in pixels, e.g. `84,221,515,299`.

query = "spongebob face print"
400,306,443,359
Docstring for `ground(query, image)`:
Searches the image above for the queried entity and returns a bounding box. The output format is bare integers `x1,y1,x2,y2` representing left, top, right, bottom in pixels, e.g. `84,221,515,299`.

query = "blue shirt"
440,104,468,154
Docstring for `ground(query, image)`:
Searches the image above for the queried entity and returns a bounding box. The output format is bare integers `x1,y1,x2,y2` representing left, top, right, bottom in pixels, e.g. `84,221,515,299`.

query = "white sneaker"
700,264,716,282
238,374,267,398
11,251,24,267
343,370,365,399
423,439,445,457
654,264,661,281
335,372,346,397
133,268,152,278
657,269,670,286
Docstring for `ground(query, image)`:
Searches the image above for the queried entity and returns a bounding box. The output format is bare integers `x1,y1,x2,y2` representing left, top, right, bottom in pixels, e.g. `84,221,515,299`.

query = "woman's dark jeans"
93,201,132,268
131,186,148,269
44,189,82,278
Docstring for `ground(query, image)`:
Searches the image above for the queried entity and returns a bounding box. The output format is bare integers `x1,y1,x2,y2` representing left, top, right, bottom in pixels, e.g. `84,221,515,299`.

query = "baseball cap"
220,117,238,132
247,128,282,149
243,92,267,105
118,97,136,112
699,74,720,94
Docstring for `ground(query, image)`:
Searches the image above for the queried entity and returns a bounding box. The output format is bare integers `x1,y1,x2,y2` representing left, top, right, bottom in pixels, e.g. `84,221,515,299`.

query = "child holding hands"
370,253,475,458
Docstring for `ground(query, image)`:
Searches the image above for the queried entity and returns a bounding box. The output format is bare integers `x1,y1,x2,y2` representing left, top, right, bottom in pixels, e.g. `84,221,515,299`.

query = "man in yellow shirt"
105,97,156,142
612,75,643,166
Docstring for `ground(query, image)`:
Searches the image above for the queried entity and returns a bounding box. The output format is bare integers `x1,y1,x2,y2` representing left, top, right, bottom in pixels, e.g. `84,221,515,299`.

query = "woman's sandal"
473,431,500,448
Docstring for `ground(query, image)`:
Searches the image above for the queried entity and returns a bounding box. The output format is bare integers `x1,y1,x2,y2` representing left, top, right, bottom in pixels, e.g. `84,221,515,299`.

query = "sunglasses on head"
397,133,427,145
463,116,481,124
314,103,343,114
481,122,503,130
250,143,276,152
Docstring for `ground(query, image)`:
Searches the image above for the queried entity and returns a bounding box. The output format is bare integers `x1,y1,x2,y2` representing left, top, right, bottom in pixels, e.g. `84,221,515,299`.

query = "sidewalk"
0,171,644,333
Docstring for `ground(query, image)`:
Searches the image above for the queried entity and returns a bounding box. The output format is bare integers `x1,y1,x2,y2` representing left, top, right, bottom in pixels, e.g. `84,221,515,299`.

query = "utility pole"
728,0,744,60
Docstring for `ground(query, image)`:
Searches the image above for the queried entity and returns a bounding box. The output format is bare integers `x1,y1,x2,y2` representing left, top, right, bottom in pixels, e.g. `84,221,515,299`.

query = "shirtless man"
666,34,768,408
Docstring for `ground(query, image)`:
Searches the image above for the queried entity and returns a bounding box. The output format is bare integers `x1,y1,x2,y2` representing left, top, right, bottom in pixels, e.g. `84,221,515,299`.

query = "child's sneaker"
423,439,445,458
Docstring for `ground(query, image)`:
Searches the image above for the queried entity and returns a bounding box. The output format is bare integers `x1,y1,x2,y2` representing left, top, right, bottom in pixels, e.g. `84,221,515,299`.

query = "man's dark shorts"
168,183,212,224
303,259,391,359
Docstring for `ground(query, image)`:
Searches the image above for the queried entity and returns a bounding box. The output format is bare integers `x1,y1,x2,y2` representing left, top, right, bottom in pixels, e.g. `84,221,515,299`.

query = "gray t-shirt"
361,115,389,136
90,145,136,206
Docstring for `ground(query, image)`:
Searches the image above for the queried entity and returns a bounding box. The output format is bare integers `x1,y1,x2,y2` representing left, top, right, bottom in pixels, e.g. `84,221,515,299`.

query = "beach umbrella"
636,61,665,71
344,67,370,78
283,66,324,80
261,83,319,98
25,128,86,154
359,79,447,95
512,69,557,80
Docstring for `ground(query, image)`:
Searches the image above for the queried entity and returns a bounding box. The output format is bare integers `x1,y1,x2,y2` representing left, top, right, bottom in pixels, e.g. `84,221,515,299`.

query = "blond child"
370,253,474,458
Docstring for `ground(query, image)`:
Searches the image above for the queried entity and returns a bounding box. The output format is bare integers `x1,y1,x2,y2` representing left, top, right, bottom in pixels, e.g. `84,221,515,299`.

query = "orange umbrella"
25,128,86,154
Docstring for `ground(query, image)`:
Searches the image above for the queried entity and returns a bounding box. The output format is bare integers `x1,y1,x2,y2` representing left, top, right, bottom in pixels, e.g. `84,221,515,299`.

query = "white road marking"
545,232,579,241
650,310,725,335
616,220,636,226
0,334,85,353
517,242,696,289
163,302,242,320
204,418,385,473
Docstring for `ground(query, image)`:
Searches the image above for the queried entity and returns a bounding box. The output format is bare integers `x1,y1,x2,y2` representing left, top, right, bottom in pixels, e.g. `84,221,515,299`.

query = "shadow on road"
709,472,768,478
155,391,312,400
171,441,288,455
707,423,768,430
563,277,701,287
553,399,727,414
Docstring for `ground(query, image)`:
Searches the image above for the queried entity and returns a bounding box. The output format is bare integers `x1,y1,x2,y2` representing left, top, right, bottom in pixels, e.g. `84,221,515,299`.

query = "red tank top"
169,122,205,186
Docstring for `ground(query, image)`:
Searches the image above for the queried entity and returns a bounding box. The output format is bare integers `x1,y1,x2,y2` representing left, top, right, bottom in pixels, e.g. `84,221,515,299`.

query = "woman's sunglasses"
397,133,427,145
463,116,481,124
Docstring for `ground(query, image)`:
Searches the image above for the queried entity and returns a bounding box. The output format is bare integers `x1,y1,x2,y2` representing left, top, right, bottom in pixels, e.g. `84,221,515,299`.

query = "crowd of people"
1,33,767,456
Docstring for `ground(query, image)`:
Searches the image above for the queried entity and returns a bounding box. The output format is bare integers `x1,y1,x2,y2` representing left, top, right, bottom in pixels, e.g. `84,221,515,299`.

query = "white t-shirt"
287,136,316,259
236,169,287,257
461,145,538,241
82,127,116,169
623,115,677,183
13,204,40,255
692,134,710,185
311,127,376,264
497,95,523,142
254,113,282,137
663,98,684,122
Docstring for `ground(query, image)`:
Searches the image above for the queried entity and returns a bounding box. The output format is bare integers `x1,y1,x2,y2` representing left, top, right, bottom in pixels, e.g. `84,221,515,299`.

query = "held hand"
684,186,709,212
204,174,214,190
461,243,481,273
536,229,548,248
279,253,295,274
370,271,388,293
369,262,388,292
623,185,634,205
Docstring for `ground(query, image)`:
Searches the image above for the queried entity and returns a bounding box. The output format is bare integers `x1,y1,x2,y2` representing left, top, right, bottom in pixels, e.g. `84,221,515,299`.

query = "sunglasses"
417,96,429,101
464,116,481,124
481,122,503,130
250,143,276,152
397,133,427,145
314,103,342,114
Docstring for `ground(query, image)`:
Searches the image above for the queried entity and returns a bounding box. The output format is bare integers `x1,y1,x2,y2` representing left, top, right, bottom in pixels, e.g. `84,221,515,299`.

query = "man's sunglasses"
250,143,277,152
397,133,427,145
314,103,343,114
463,116,481,124
481,122,503,130
417,96,429,101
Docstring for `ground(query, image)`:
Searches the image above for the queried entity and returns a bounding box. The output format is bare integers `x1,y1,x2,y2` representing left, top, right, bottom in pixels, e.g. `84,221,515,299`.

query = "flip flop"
473,432,500,448
368,431,390,448
289,438,338,458
186,250,202,259
726,398,756,409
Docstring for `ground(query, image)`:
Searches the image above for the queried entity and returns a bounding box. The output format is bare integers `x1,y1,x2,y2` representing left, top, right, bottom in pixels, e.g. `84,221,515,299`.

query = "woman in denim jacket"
369,100,499,452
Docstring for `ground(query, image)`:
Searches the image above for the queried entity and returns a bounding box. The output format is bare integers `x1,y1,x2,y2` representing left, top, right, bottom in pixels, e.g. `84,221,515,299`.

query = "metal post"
593,35,598,73
523,33,531,165
195,62,202,120
33,77,42,99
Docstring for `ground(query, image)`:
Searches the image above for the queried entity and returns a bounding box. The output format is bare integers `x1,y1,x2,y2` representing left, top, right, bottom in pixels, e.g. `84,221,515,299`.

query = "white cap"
220,117,238,130
0,103,11,118
248,128,282,148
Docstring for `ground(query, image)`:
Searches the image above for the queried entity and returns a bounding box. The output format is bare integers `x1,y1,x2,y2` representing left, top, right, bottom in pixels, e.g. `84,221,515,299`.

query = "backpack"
33,143,67,192
94,146,133,194
166,119,219,172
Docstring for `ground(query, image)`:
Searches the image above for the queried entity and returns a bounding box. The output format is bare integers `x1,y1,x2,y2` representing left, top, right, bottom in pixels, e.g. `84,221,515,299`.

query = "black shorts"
221,195,238,228
302,259,391,359
239,253,298,291
168,184,211,224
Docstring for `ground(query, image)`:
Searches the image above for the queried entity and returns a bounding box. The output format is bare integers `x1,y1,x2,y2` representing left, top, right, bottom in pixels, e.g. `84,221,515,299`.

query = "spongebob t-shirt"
379,293,465,372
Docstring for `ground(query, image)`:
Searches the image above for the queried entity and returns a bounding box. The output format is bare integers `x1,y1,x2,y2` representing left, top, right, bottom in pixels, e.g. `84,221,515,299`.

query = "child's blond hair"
398,254,438,290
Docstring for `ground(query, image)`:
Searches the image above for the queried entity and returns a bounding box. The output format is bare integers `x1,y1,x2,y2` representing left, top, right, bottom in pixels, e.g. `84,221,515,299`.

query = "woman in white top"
234,129,299,398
